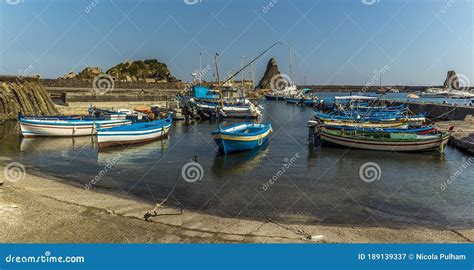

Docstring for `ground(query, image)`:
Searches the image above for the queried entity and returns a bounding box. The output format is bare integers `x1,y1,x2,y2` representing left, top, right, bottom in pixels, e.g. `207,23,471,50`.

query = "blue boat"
211,122,272,154
97,117,172,148
285,97,303,104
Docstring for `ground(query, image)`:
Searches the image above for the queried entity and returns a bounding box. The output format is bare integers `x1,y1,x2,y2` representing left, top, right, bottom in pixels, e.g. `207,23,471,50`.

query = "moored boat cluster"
306,96,452,152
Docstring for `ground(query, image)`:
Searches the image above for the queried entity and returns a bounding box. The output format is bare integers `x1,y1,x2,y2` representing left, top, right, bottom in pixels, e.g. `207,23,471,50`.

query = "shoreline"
1,162,473,243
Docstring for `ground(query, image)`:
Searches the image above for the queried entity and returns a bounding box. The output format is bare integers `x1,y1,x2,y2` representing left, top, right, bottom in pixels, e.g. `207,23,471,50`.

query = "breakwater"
0,76,58,122
387,100,474,121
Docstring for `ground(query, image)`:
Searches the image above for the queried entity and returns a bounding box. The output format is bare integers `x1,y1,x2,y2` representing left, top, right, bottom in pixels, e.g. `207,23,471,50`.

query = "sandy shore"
0,162,472,243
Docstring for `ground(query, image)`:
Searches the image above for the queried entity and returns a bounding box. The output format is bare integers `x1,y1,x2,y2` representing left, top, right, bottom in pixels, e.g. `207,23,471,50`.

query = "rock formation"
78,67,103,80
443,70,460,89
106,59,177,82
60,71,78,80
0,77,58,122
257,58,281,89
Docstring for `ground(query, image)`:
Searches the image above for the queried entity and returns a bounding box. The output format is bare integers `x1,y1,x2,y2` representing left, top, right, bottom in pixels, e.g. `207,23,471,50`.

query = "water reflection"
211,143,270,177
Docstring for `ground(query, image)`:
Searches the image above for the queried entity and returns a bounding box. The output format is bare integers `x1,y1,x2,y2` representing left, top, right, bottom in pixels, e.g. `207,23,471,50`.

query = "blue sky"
0,0,472,86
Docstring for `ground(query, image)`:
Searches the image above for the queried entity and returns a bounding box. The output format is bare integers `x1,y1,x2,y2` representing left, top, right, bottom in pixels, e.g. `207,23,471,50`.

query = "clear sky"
0,0,472,86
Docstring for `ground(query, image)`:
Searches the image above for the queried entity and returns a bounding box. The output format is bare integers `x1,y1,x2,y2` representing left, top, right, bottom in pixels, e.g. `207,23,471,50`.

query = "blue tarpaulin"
192,86,218,99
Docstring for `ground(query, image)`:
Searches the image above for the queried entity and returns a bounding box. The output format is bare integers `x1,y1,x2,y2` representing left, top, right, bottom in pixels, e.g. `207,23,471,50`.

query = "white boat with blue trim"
212,122,272,154
97,117,172,148
19,115,132,138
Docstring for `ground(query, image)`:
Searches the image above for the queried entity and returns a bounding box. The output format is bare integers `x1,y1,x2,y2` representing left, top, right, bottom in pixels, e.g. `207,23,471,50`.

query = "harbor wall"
0,76,58,122
56,101,177,115
387,100,474,121
47,87,181,103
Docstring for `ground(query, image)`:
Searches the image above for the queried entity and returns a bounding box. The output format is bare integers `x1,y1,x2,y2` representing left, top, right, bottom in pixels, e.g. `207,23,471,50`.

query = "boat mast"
199,51,202,86
214,53,223,108
241,56,246,98
289,43,293,85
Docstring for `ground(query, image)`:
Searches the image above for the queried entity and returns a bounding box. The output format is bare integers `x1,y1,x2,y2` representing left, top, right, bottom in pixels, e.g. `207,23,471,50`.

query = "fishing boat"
97,117,172,148
19,115,132,138
264,93,286,101
211,122,272,154
319,126,451,152
322,125,436,134
320,119,407,128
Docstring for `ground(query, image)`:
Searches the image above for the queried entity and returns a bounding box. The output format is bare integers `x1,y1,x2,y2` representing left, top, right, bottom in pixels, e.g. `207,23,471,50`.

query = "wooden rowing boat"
321,119,407,128
319,127,450,152
97,117,172,148
211,122,272,154
19,116,132,138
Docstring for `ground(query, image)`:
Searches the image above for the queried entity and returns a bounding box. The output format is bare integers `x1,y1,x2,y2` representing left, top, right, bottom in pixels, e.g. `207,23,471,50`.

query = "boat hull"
19,119,132,138
264,95,285,101
320,130,450,152
321,120,406,128
213,136,269,154
212,124,272,154
285,97,302,104
97,122,172,148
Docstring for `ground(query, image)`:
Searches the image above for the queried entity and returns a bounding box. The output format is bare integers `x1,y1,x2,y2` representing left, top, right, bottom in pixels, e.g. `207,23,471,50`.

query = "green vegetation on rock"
106,59,178,82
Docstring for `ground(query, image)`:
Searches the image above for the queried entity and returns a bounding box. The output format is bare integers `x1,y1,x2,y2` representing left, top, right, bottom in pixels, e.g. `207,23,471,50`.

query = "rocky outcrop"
60,71,78,80
443,70,460,89
78,67,103,80
0,77,58,122
106,59,177,82
256,58,281,89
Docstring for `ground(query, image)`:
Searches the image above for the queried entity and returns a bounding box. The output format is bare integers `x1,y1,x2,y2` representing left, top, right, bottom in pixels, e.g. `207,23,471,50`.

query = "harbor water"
0,100,473,229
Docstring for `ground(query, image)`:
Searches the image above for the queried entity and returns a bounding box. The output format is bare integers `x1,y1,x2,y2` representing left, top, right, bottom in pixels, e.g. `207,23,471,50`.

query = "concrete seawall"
387,100,474,121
